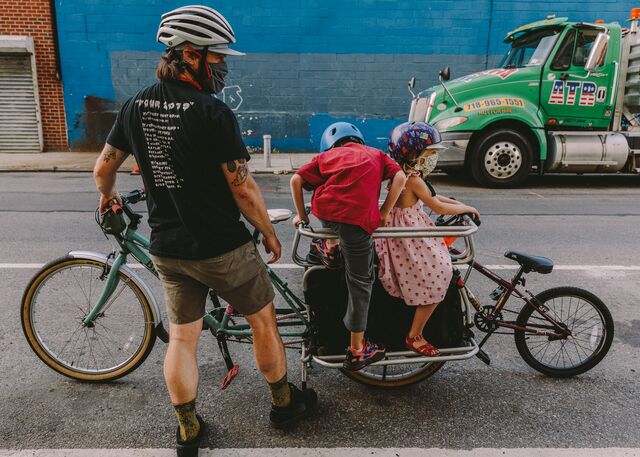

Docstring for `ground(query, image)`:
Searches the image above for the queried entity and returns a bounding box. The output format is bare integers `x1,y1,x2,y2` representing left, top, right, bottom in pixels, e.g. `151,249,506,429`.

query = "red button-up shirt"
296,142,402,234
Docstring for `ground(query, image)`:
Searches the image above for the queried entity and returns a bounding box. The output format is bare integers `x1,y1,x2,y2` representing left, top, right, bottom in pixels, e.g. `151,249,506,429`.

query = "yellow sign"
464,97,526,112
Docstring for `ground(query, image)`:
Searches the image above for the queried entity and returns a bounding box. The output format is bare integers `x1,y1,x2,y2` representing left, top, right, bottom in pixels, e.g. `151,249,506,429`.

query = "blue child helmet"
319,122,365,151
387,121,446,163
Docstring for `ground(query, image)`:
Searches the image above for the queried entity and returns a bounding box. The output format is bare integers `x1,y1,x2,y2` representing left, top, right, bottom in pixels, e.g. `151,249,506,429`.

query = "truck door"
540,26,614,127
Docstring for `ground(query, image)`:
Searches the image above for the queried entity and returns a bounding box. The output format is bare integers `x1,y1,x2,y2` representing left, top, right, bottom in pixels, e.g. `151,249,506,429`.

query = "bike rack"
292,218,478,268
292,218,480,374
310,338,479,368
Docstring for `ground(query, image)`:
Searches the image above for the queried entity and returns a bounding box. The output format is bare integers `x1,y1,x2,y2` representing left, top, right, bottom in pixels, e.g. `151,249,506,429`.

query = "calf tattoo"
102,144,118,163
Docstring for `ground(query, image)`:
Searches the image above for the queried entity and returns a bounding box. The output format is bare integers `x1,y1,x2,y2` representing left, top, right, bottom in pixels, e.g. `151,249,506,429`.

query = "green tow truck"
409,8,640,187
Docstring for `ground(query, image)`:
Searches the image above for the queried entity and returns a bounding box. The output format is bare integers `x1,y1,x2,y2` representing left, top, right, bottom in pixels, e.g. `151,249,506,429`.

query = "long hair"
156,48,189,82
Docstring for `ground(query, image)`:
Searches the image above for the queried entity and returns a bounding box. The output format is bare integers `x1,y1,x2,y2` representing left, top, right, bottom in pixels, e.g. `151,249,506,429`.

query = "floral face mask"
403,150,439,178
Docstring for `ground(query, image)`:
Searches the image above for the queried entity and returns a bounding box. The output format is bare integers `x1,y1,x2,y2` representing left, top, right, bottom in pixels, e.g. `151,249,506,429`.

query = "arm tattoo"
226,160,237,173
231,159,248,186
102,144,118,163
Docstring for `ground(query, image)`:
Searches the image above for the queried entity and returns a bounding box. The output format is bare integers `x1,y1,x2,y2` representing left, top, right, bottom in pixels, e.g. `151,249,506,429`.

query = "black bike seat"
504,251,554,274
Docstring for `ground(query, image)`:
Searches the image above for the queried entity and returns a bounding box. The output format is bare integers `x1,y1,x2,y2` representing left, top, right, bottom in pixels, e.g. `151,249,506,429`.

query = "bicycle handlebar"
291,217,478,267
121,188,147,205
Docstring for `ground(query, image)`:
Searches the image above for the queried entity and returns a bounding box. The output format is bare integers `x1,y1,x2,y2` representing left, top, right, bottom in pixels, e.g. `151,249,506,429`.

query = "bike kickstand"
475,330,494,366
217,336,239,391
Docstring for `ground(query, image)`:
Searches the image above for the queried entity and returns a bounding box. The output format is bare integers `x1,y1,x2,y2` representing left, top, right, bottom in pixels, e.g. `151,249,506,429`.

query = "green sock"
173,398,200,442
268,374,292,408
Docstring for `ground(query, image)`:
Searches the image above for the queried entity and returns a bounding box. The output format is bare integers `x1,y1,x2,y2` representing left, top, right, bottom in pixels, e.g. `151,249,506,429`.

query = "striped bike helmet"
157,5,244,56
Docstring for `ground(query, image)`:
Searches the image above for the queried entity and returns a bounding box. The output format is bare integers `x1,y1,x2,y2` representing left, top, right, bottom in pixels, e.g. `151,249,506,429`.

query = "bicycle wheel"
21,256,157,382
514,287,614,378
342,360,445,388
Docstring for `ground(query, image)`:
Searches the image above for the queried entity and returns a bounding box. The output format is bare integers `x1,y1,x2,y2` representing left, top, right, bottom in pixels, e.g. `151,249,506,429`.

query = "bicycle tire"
514,287,614,378
21,256,157,382
341,361,445,388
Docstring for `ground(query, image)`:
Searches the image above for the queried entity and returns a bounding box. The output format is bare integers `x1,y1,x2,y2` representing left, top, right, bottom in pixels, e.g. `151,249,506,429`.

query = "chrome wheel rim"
29,263,149,375
484,141,522,179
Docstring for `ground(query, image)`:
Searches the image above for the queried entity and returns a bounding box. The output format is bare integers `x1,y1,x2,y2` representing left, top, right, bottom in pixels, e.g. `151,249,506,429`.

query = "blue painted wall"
56,0,635,151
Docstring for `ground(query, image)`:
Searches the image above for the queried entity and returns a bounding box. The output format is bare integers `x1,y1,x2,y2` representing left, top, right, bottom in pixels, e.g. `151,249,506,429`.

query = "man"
93,5,316,456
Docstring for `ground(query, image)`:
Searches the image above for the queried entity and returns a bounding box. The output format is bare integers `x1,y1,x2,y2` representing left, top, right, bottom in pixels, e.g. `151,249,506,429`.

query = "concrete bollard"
263,134,272,168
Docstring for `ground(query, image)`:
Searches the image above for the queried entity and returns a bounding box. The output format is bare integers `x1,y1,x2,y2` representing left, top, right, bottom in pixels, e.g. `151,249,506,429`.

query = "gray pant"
321,220,374,333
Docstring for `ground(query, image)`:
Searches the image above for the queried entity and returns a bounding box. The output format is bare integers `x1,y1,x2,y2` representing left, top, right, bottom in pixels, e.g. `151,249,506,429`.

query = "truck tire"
469,129,533,188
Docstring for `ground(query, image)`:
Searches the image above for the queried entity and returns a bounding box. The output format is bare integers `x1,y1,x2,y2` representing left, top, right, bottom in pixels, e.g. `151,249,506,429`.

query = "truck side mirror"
584,32,609,72
407,77,416,97
439,67,451,82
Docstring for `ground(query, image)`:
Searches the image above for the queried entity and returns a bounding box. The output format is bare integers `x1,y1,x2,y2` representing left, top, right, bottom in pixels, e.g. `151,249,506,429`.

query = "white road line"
3,263,640,271
0,448,638,457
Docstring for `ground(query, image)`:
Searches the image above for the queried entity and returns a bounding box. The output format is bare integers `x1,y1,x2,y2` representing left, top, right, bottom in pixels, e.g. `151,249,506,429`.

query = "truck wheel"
469,129,533,188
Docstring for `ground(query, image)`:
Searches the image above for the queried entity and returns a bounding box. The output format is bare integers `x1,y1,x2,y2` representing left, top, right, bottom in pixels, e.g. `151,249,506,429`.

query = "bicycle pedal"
220,364,239,390
475,349,491,366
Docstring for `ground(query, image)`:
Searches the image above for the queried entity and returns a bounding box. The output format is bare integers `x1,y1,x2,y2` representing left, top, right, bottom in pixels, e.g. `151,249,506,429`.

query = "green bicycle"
20,189,311,386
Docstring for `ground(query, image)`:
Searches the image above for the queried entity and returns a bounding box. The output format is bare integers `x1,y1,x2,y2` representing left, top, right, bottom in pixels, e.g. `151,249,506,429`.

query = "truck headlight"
434,116,468,131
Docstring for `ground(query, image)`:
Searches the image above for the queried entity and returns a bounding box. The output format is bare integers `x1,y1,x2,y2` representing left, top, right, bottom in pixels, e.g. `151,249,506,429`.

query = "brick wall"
0,0,68,151
55,0,636,151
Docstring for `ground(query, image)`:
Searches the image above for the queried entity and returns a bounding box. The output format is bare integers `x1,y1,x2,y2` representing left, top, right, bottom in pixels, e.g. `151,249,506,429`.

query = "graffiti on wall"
217,85,243,111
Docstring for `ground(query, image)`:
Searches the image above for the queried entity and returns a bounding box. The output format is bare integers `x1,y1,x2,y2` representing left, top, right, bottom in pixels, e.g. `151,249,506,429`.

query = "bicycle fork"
82,253,126,327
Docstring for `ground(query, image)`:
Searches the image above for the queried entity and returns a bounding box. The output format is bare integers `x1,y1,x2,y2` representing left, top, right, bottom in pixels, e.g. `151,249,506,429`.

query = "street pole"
263,134,272,168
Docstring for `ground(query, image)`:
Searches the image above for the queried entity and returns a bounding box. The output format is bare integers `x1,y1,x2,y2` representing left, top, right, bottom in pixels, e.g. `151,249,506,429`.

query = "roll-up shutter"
0,54,42,152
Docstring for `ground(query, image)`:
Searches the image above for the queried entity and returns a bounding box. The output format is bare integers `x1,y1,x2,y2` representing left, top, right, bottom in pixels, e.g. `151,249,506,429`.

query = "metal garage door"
0,54,42,152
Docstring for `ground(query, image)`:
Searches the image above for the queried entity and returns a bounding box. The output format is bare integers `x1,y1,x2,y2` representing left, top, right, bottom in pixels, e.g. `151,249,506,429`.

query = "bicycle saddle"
268,209,292,224
504,251,554,274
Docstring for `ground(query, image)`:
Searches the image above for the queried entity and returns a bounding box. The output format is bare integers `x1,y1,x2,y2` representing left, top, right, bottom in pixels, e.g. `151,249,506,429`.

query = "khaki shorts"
152,241,275,325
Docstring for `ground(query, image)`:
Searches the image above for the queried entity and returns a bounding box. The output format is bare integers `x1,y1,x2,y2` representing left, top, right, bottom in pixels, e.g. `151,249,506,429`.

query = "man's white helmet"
157,5,244,56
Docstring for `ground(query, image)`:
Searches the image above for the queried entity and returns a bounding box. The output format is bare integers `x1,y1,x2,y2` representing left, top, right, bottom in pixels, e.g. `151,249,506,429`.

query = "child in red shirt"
290,122,406,372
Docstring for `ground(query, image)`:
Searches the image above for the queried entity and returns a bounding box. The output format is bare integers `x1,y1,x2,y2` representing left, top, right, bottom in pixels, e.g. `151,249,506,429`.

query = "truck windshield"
499,29,560,68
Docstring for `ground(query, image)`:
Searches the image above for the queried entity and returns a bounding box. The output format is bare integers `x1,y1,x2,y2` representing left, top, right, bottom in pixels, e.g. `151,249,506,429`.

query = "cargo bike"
21,189,614,389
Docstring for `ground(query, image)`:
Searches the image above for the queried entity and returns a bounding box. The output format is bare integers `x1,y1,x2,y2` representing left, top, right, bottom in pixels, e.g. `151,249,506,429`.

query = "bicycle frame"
452,249,570,343
82,223,310,341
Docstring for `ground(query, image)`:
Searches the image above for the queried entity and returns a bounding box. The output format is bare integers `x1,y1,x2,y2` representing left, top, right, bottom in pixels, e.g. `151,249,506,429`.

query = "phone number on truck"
464,97,526,112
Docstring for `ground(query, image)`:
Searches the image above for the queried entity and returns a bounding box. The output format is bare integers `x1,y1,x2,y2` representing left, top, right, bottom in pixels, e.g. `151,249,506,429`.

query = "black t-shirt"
107,80,252,259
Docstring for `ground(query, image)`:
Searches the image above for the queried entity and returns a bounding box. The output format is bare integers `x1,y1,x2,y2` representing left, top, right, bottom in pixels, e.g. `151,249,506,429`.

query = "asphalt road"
0,172,639,451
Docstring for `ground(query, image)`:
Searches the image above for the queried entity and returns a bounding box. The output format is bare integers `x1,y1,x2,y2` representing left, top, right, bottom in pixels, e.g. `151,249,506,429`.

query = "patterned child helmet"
319,122,365,151
387,121,446,163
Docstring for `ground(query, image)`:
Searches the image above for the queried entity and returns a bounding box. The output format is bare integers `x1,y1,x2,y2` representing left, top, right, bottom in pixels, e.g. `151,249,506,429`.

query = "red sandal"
405,335,441,357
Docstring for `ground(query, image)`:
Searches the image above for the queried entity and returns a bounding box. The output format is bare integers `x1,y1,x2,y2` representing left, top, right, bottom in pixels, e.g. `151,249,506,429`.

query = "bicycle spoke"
93,326,120,366
57,282,86,316
562,342,573,367
95,320,126,351
569,303,596,332
71,268,92,310
531,340,550,358
87,329,100,370
55,323,84,361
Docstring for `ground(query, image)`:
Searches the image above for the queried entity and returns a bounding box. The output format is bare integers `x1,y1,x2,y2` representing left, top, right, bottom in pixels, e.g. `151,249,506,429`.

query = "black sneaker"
269,383,318,429
343,340,386,372
176,415,209,457
317,239,343,269
306,238,323,265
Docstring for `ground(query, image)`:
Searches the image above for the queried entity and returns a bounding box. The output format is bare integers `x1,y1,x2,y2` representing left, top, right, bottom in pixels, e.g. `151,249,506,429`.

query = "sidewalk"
0,152,316,173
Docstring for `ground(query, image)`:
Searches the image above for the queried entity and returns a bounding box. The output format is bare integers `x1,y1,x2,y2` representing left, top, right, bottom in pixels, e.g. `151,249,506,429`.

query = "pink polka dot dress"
375,200,453,305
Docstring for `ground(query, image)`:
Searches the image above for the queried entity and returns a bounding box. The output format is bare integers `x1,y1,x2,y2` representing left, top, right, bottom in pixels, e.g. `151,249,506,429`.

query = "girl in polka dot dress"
375,122,480,356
